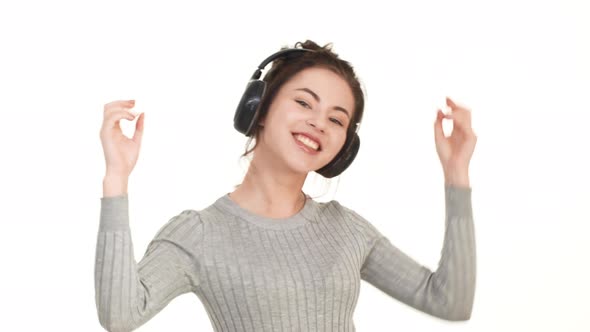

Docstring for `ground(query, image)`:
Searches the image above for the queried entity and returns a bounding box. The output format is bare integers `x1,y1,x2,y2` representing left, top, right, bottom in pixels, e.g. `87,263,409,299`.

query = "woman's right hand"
100,100,145,178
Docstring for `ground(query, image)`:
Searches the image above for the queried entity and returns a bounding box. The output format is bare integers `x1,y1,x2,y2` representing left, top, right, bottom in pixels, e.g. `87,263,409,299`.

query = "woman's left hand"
434,97,477,188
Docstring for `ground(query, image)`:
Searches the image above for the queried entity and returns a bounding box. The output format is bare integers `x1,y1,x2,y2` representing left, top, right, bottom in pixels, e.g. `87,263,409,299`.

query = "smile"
293,134,321,154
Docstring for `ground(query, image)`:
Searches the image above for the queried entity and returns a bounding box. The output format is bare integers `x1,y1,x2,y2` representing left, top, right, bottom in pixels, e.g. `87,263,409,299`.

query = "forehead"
282,67,355,111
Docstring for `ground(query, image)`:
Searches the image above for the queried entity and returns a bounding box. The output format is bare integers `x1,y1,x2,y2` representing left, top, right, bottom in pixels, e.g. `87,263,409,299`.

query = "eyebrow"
295,88,351,118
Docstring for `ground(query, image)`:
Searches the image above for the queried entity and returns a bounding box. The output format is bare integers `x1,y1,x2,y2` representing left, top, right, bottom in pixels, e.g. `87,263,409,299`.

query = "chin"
285,162,315,175
274,134,334,174
285,156,330,175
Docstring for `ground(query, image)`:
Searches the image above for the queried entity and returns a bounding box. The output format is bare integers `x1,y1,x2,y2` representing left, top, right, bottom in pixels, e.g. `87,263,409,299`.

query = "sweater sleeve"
95,194,202,332
357,185,476,321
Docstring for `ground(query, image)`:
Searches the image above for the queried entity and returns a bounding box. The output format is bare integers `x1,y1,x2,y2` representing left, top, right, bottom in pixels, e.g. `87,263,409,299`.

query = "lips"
292,132,322,153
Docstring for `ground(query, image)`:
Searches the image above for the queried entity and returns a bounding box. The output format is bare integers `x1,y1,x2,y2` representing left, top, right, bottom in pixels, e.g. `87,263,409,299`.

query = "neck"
230,150,308,219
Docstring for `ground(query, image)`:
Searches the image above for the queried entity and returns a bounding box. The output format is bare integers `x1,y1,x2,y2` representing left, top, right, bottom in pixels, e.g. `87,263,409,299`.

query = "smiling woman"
251,66,355,178
239,41,364,175
96,40,477,331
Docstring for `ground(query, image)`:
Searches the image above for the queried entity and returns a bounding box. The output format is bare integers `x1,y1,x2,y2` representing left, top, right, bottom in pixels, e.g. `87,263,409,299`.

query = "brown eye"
330,118,344,126
295,100,311,108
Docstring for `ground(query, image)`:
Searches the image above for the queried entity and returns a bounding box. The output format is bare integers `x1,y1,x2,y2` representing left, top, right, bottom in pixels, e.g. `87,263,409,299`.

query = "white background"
1,0,589,331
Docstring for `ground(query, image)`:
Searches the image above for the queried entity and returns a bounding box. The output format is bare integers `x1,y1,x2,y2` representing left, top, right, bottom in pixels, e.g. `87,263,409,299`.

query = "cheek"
328,133,348,154
268,101,297,125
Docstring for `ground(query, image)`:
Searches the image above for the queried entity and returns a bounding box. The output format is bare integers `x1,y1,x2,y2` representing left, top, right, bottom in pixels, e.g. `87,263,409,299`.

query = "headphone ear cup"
316,133,360,178
234,80,266,136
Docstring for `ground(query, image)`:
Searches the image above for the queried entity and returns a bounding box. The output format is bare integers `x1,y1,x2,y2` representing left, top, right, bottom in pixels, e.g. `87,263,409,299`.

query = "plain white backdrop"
0,0,588,331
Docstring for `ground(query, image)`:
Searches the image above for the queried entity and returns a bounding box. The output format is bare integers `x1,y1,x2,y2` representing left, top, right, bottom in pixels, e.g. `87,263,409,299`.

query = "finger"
447,113,477,143
445,96,457,109
104,106,138,119
104,99,135,107
104,100,136,115
434,109,446,141
447,109,473,134
104,99,135,109
104,110,138,128
132,112,144,144
445,96,470,112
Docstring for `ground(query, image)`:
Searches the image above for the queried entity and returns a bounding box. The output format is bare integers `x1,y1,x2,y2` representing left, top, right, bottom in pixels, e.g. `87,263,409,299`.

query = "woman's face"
258,66,355,175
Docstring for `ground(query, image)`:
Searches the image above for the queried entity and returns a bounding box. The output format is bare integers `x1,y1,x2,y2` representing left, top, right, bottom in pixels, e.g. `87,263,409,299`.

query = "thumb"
434,109,445,142
133,112,144,145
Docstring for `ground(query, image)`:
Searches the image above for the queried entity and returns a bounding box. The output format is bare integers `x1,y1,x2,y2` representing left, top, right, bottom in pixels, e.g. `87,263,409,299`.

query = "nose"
306,115,326,133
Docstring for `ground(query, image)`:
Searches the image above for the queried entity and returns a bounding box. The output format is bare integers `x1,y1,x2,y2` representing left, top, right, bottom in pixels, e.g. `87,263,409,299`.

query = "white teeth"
295,134,319,151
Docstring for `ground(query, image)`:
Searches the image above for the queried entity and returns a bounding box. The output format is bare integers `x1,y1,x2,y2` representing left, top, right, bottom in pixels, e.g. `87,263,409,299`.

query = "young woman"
96,40,477,332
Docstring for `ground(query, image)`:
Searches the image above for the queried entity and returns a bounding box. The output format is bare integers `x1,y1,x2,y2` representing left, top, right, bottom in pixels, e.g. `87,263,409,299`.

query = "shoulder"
318,199,384,240
160,192,237,234
152,209,204,242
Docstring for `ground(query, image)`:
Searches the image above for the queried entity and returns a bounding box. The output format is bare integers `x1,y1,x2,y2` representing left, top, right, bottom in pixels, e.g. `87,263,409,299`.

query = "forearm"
429,185,476,320
95,194,141,331
95,195,183,331
359,185,476,321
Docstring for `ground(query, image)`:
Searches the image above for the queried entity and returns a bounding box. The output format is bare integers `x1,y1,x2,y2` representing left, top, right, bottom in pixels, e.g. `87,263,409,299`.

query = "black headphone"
234,48,360,178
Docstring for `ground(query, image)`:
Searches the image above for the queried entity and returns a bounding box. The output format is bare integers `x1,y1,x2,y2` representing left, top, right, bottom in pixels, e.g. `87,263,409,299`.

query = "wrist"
444,169,470,188
103,174,129,197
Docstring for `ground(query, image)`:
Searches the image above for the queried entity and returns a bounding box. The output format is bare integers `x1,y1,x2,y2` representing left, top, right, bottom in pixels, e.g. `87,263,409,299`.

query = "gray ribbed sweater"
95,185,475,331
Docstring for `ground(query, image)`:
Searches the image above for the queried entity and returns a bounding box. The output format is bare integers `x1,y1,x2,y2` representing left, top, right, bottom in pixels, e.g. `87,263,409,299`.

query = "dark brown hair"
241,40,365,159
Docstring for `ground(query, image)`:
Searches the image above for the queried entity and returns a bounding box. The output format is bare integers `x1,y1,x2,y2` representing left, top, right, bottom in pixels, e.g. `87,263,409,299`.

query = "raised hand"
434,97,477,187
99,100,145,179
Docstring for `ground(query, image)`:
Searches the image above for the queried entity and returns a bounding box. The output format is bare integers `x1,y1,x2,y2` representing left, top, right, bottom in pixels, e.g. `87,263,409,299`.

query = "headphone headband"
250,48,314,80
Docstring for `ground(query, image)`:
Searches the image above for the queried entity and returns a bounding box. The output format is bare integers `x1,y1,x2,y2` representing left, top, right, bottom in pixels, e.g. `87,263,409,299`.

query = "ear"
258,114,267,127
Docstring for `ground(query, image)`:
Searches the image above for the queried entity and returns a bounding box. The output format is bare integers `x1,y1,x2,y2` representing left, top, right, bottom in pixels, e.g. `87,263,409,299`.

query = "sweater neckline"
214,192,318,230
